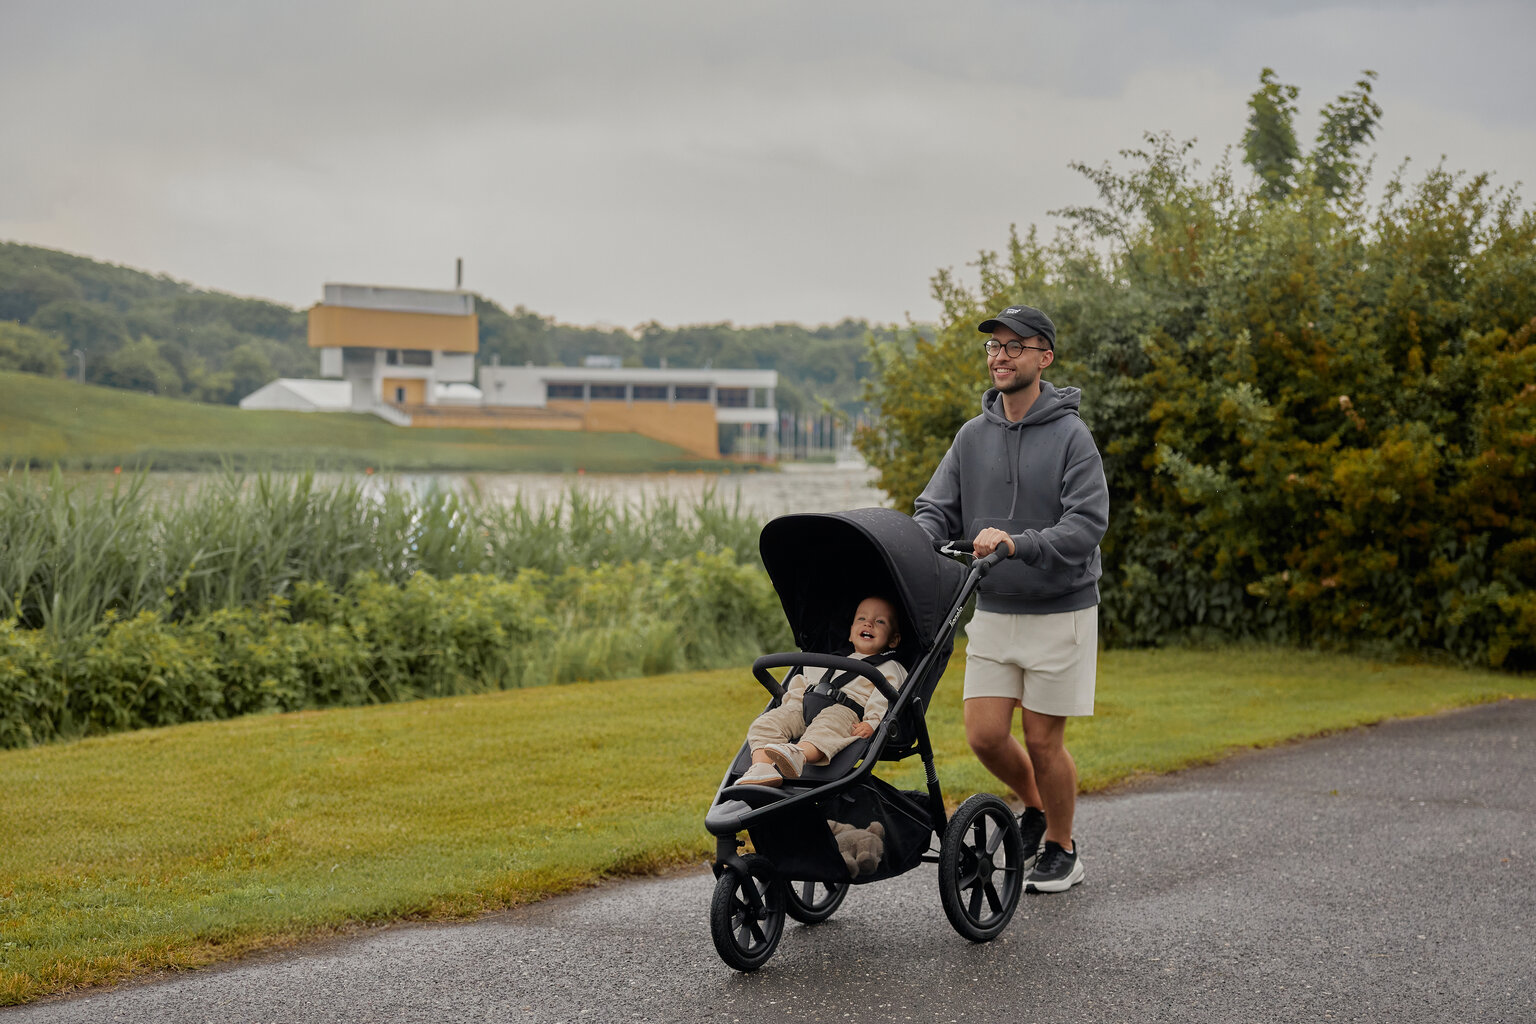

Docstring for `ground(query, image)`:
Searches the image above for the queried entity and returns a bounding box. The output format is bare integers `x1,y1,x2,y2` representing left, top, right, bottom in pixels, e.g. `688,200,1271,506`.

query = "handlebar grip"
976,550,1006,571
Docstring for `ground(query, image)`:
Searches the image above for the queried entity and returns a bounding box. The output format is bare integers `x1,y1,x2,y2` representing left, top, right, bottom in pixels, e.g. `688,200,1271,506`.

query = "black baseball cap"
978,305,1056,350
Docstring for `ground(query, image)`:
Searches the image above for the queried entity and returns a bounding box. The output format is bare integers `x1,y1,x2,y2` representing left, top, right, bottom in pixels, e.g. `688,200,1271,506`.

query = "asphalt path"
9,700,1534,1024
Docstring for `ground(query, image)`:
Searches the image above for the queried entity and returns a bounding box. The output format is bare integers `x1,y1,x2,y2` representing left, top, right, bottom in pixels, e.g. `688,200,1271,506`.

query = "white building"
238,378,354,412
479,364,778,458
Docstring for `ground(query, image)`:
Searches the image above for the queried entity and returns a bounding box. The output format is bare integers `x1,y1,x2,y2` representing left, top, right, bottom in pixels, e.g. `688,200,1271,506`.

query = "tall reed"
0,468,763,645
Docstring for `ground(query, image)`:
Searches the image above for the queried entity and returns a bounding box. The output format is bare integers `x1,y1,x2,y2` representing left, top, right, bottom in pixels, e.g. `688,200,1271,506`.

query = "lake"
381,459,893,520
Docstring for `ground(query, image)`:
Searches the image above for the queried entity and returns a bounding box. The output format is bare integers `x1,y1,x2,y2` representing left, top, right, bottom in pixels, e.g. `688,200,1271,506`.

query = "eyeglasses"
984,339,1050,358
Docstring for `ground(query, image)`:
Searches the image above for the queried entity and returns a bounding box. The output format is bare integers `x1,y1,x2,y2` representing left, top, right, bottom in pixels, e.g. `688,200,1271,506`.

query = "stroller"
705,508,1025,971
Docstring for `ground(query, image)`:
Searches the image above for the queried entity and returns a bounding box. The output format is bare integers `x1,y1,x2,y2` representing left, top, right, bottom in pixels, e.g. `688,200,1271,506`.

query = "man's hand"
972,527,1016,558
850,721,874,739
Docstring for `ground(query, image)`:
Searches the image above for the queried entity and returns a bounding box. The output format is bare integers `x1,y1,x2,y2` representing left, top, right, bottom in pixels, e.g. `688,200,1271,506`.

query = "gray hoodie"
912,381,1109,614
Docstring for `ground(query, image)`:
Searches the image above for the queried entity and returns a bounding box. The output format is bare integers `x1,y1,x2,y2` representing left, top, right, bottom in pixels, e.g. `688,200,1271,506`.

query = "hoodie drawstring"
1006,426,1022,519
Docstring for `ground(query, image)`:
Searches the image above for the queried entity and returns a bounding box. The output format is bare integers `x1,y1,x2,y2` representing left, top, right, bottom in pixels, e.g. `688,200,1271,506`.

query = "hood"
981,380,1082,428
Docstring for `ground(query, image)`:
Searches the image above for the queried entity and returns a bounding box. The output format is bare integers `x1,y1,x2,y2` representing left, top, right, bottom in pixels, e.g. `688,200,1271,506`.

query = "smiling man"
912,304,1108,893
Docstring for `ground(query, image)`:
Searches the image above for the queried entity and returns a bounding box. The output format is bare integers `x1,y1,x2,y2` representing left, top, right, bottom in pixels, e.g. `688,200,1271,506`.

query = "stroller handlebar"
938,539,1008,574
751,652,901,706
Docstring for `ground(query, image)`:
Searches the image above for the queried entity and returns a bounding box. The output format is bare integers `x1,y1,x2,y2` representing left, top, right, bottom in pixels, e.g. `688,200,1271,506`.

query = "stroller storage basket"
748,775,933,885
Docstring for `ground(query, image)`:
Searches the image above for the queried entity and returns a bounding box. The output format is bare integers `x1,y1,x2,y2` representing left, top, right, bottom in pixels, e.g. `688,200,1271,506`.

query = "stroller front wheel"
709,853,786,971
783,879,848,924
938,793,1025,942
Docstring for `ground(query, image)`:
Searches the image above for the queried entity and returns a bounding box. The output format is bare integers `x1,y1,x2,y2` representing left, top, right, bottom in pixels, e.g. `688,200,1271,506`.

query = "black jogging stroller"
705,507,1025,971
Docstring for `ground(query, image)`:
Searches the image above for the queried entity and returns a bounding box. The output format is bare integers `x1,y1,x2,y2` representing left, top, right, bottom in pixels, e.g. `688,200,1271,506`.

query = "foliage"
0,468,762,645
0,321,66,376
858,70,1536,668
0,553,789,748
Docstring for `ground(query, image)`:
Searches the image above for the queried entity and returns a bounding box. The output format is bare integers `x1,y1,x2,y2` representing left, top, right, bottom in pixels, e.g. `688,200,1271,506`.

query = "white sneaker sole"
1025,856,1084,893
737,768,782,787
762,745,804,779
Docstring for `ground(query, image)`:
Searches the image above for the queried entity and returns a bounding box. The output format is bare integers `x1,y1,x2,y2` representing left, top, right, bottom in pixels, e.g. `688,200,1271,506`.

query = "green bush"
0,552,791,749
858,72,1536,668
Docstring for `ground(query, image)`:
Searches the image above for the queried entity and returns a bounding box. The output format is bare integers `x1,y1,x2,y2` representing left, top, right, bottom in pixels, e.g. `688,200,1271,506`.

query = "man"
912,304,1108,893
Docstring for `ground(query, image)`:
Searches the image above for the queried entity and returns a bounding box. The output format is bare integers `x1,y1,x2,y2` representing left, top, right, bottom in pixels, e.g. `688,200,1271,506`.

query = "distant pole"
73,349,85,383
455,258,463,290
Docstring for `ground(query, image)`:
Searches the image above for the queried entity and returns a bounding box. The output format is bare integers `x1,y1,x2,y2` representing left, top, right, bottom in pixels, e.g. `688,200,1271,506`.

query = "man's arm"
1009,428,1109,569
912,442,964,544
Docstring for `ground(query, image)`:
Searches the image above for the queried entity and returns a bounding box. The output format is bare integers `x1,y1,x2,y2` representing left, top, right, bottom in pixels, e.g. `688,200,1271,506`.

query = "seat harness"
799,650,899,726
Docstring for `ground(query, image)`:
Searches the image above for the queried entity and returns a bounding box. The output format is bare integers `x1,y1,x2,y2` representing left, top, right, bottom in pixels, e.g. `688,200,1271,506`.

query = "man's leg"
1021,709,1076,848
964,697,1042,809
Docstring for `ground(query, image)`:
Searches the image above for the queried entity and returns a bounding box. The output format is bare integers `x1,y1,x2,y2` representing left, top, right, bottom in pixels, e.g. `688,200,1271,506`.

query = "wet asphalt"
7,699,1534,1024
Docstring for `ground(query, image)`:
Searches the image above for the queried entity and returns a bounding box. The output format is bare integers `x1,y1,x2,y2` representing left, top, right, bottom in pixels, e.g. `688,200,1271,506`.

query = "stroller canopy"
758,508,967,662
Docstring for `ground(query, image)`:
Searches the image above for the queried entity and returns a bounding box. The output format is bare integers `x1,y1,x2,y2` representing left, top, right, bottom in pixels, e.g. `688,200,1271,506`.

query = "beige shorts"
962,607,1098,716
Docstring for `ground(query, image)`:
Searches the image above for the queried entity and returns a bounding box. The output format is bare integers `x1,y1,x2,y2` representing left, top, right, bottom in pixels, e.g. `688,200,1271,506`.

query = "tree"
1311,71,1382,198
1243,67,1301,200
101,338,184,396
0,322,68,376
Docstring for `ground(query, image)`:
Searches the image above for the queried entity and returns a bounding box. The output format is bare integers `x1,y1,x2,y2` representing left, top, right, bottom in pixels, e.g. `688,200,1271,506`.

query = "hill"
0,241,910,414
0,371,717,472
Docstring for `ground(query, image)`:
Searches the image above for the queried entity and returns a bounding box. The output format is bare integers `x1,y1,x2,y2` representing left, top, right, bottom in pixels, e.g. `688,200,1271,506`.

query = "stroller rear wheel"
783,879,848,924
938,793,1024,942
710,853,785,971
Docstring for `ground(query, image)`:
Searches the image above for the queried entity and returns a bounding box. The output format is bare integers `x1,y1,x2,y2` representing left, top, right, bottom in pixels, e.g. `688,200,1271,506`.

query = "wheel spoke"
968,881,984,919
743,916,766,945
985,817,1006,856
799,880,815,904
984,880,1003,914
970,817,987,850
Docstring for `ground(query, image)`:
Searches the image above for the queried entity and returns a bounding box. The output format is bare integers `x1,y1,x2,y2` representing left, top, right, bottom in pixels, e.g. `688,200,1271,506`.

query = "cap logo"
1006,307,1023,314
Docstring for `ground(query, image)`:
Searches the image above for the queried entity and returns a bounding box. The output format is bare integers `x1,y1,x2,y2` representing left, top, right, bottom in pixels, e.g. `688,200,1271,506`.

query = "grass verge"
0,371,723,472
2,644,1532,1004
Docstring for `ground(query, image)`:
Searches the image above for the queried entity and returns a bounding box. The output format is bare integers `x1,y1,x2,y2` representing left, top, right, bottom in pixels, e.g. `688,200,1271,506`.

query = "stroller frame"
704,509,1027,971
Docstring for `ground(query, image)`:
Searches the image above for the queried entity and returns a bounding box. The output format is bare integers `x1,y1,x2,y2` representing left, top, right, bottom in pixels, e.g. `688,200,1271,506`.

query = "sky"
4,0,1534,328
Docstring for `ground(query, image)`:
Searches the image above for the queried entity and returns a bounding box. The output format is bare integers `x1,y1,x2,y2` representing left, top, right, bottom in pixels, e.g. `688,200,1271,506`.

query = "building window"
675,385,710,402
632,385,667,401
393,387,407,403
590,384,626,400
716,387,749,408
547,383,585,400
385,350,399,365
402,350,432,366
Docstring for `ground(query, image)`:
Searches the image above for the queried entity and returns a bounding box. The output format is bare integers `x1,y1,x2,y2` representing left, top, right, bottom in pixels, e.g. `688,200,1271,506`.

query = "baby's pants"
746,703,862,764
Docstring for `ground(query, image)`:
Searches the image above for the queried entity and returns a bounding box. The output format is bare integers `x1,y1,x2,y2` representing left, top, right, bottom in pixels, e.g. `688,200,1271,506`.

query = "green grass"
0,371,725,472
2,645,1531,1004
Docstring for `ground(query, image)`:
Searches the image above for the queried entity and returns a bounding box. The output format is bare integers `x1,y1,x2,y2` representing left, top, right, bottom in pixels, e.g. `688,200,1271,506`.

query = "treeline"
859,70,1535,668
0,241,897,412
0,243,311,403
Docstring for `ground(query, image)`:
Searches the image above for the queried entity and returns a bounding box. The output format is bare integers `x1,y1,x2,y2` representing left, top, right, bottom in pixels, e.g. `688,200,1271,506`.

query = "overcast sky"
4,1,1533,328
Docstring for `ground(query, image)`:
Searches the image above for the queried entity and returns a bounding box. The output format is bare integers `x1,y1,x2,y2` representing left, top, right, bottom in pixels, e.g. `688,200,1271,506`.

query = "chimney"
455,258,463,290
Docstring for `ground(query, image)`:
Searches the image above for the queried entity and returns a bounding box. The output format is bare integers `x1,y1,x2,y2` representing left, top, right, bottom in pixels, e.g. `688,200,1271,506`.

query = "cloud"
3,0,1533,324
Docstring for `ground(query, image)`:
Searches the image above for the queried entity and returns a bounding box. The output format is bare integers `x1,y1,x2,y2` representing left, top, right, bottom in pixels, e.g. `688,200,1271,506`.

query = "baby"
738,596,909,786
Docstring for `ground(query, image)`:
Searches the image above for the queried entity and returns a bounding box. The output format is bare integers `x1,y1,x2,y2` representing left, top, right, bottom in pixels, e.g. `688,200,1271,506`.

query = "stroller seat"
727,735,871,784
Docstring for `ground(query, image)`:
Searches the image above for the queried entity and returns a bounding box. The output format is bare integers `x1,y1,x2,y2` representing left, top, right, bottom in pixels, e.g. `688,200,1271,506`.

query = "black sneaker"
1017,807,1046,864
1025,840,1084,893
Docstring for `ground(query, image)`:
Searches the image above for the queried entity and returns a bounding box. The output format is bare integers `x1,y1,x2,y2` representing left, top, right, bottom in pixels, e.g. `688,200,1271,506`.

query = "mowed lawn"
2,645,1532,1004
0,371,712,472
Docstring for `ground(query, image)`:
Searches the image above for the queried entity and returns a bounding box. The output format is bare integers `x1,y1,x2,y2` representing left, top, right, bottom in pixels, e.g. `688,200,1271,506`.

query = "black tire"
709,853,785,971
783,879,849,924
938,793,1025,942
